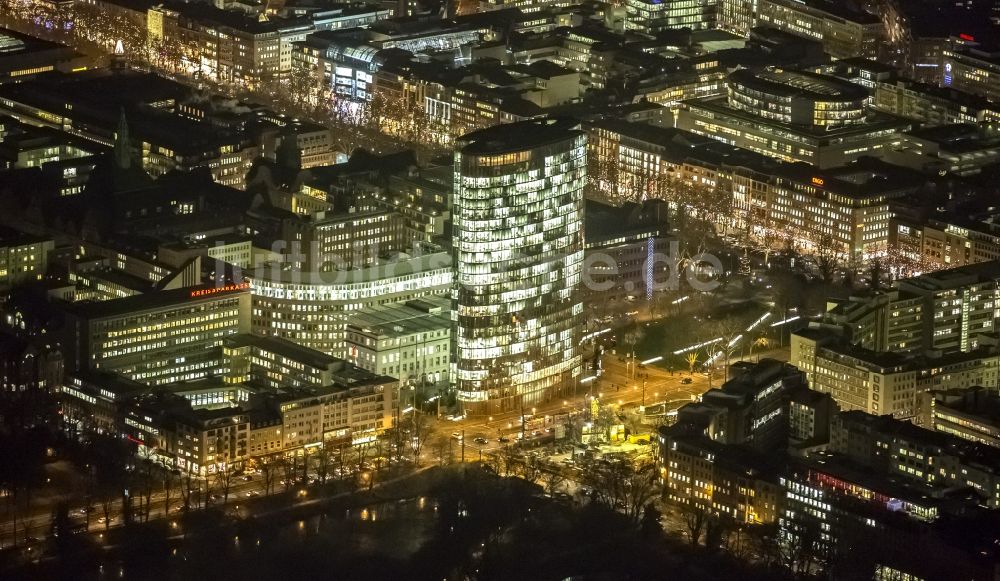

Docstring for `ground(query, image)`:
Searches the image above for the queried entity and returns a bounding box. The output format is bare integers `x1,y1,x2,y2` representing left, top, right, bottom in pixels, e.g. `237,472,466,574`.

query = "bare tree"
517,456,544,485
258,456,278,495
683,503,708,546
431,436,453,467
162,469,175,517
314,446,334,485
136,447,157,523
278,457,296,493
409,411,432,466
211,463,239,507
541,469,566,496
812,233,846,283
581,458,660,526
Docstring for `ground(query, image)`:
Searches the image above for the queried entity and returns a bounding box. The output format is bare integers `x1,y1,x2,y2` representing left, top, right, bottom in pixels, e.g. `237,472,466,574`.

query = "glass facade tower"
453,118,586,416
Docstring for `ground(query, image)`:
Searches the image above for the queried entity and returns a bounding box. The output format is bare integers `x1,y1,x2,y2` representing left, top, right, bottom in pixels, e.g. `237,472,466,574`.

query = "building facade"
63,282,252,386
249,251,453,357
345,295,451,393
453,118,585,415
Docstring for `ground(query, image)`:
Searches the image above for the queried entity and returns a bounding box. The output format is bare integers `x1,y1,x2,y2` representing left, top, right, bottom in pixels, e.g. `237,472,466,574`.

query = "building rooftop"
685,97,911,138
64,280,249,320
897,260,1000,294
584,199,669,247
772,157,929,201
790,0,880,24
248,248,452,285
457,117,582,156
0,225,50,247
838,410,1000,470
0,71,252,155
157,1,311,34
729,68,870,102
225,333,340,370
346,294,451,339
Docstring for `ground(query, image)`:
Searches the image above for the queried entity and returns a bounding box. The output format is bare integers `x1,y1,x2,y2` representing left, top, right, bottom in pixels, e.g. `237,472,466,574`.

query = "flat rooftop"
346,294,451,338
458,117,582,156
225,333,340,370
730,69,870,102
64,281,249,320
684,97,910,139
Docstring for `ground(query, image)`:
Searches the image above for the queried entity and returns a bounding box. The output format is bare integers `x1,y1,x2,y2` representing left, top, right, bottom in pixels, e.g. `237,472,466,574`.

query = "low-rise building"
0,227,53,289
832,410,1000,508
249,249,453,357
62,281,252,385
792,327,1000,419
918,386,1000,448
658,427,784,524
345,295,451,395
944,45,1000,104
583,199,671,307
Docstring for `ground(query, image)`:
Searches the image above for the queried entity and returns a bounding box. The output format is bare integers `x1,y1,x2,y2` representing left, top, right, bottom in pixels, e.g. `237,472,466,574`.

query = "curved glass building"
727,69,869,129
453,118,586,416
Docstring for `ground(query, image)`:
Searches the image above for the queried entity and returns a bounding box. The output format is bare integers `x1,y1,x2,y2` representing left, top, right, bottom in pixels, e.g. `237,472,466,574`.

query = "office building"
0,71,259,189
0,331,63,393
277,209,406,271
147,2,314,86
625,0,717,34
223,333,350,390
890,124,1000,178
832,410,1000,508
583,199,671,306
872,81,1000,128
345,295,451,393
63,281,252,386
672,359,810,452
677,70,909,168
752,0,883,60
822,261,1000,355
0,228,53,290
0,27,91,83
658,428,784,524
943,46,1000,104
792,326,1000,419
453,118,585,415
788,388,837,448
918,387,1000,448
756,159,923,260
62,333,397,472
249,250,453,357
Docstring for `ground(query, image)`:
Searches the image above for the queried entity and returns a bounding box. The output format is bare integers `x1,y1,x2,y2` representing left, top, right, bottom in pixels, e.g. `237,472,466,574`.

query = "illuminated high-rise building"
453,118,586,416
625,0,717,33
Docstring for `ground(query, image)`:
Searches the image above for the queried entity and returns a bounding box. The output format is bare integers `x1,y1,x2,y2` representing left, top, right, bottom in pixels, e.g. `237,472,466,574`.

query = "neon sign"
959,33,975,42
190,281,251,298
811,177,825,186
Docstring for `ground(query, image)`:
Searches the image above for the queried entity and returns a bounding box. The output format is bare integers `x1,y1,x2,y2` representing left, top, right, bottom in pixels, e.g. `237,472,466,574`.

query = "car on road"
680,377,693,384
451,431,463,440
472,437,488,445
498,436,510,443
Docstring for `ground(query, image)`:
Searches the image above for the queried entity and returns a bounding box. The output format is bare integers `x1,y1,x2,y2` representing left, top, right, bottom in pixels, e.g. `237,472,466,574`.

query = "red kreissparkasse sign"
189,281,251,298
